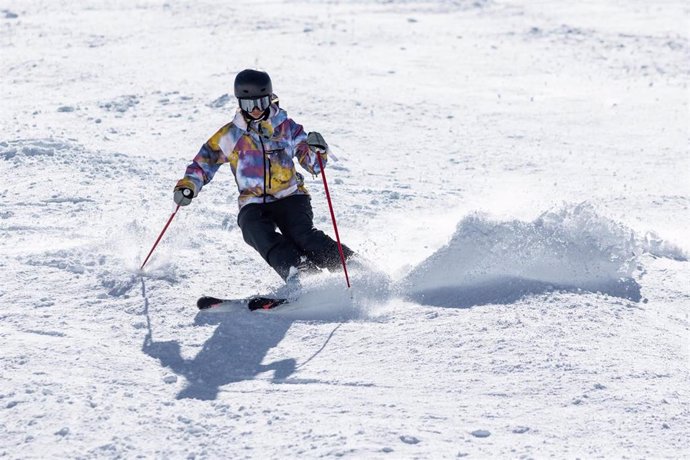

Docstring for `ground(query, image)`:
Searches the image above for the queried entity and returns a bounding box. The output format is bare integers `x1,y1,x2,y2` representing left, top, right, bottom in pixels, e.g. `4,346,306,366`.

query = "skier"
174,69,353,290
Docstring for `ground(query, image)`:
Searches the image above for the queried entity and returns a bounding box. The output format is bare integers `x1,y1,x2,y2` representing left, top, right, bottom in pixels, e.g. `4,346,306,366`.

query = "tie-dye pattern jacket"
175,105,326,209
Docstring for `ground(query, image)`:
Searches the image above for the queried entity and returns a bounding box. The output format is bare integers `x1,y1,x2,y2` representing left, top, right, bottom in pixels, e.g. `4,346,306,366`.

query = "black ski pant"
237,194,353,281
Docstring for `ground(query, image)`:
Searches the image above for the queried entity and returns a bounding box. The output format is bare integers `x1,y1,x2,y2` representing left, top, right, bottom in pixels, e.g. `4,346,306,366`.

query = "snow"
2,0,689,458
399,202,687,307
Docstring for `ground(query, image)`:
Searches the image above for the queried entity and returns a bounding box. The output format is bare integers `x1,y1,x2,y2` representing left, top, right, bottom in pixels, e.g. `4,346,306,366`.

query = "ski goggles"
238,95,271,112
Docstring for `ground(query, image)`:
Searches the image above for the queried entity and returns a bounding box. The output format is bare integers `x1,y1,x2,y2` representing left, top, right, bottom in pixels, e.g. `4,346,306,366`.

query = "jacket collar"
232,105,287,135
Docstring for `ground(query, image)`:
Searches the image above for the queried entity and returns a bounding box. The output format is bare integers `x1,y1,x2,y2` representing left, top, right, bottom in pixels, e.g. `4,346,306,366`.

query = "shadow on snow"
140,278,299,400
403,276,641,308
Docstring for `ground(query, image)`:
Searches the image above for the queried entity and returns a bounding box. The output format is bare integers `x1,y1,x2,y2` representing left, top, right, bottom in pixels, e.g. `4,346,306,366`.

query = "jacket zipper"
258,133,268,203
268,158,272,189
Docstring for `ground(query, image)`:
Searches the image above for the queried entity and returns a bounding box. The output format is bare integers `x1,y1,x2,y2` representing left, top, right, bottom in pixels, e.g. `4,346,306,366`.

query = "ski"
248,296,289,311
197,295,288,311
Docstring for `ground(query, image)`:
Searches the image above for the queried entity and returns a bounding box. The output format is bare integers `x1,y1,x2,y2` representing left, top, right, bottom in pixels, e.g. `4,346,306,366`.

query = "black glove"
307,131,328,151
173,187,194,206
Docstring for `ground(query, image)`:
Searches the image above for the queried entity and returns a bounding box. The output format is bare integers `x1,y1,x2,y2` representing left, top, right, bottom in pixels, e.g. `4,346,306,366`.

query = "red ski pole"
316,154,350,288
140,205,180,270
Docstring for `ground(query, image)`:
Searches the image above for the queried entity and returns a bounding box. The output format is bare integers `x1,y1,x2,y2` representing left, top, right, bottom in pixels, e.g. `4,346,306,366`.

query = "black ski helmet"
234,69,272,99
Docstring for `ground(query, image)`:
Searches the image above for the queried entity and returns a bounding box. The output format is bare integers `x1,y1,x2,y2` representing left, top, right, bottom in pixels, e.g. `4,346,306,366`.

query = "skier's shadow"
140,279,296,400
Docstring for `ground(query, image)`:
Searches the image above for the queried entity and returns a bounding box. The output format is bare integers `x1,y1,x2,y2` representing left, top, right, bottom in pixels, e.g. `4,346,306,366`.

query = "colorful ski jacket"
176,105,326,209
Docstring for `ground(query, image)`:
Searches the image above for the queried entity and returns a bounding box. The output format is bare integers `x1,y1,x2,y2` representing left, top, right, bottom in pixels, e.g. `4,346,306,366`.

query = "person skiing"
173,68,353,288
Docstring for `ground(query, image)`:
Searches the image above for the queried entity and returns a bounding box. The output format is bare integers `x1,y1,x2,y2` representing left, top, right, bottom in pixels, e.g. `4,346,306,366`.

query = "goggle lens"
239,96,271,112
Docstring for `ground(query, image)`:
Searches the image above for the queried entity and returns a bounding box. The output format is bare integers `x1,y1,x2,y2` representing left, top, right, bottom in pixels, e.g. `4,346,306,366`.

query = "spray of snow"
397,202,686,307
256,263,393,321
193,203,687,317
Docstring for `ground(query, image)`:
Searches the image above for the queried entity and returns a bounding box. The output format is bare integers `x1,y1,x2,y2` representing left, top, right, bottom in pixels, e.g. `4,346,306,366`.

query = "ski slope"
2,0,689,458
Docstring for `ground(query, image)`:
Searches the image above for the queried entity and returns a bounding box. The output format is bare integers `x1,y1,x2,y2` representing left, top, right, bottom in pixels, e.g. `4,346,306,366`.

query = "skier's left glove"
307,132,328,153
307,132,328,175
173,187,194,206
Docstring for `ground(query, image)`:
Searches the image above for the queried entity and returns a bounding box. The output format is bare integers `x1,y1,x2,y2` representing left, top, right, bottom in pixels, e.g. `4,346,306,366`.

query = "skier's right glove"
173,187,194,206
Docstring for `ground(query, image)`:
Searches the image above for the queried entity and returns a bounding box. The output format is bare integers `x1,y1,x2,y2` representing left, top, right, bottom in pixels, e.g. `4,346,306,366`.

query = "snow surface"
2,0,689,458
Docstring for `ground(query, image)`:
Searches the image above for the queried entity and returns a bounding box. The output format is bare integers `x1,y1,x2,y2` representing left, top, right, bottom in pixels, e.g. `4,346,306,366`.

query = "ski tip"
197,296,224,310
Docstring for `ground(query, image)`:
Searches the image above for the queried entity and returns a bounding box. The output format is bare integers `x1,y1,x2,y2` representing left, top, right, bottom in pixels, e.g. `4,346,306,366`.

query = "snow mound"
398,203,681,307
